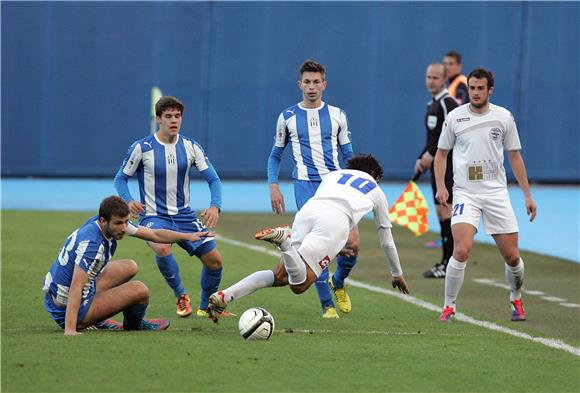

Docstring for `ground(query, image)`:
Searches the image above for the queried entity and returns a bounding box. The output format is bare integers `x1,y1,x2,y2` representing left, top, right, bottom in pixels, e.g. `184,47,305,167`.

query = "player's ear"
488,86,494,96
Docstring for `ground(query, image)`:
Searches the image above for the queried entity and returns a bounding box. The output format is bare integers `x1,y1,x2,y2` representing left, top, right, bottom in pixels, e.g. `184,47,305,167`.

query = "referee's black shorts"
430,150,453,205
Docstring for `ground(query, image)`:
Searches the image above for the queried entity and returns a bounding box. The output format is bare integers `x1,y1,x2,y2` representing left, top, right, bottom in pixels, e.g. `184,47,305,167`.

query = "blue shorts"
139,213,216,257
44,291,93,329
294,180,321,210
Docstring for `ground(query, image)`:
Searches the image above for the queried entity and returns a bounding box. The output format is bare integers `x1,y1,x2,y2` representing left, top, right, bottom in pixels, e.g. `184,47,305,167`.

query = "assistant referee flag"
388,181,429,236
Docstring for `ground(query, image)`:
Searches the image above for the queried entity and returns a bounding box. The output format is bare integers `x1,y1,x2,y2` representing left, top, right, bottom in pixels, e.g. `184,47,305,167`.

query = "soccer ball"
238,307,275,341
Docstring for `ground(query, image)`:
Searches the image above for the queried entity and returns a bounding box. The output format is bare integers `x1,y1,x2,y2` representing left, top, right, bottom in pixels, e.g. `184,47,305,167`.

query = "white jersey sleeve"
504,111,522,151
121,142,143,176
126,221,138,236
337,109,351,145
437,114,456,150
372,187,393,229
274,113,288,148
183,140,209,171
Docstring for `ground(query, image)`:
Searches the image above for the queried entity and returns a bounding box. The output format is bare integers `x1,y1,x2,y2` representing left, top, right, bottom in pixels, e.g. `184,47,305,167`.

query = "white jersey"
275,102,351,181
306,169,392,230
438,103,521,193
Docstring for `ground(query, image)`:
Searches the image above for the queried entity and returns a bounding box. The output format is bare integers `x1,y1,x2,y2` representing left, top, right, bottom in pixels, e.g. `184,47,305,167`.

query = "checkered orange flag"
388,181,429,236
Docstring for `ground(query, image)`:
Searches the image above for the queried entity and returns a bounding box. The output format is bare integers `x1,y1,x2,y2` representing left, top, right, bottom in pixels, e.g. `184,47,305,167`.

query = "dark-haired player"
43,196,213,335
209,155,409,322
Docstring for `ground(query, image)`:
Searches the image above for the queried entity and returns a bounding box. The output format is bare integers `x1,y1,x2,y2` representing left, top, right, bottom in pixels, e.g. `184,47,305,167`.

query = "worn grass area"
2,211,579,392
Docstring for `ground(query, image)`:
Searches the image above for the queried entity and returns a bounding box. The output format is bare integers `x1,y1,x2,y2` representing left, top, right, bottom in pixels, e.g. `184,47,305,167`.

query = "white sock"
279,238,291,251
281,246,307,285
505,258,525,302
222,270,275,303
444,256,467,309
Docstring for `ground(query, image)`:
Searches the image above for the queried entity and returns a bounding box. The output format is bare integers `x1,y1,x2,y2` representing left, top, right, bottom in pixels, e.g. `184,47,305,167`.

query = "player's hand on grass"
64,329,82,336
392,275,410,294
127,200,145,218
525,195,537,222
201,206,220,228
269,184,285,215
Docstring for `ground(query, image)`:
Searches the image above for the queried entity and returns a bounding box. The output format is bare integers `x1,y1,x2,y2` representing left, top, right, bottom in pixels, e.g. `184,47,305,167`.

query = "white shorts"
451,190,518,235
291,202,351,278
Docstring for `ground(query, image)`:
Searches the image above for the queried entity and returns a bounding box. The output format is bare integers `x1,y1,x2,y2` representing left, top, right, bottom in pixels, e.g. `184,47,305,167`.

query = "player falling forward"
208,155,409,323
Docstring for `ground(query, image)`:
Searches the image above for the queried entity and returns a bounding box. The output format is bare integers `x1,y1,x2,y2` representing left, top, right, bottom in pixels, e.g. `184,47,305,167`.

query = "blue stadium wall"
2,2,579,181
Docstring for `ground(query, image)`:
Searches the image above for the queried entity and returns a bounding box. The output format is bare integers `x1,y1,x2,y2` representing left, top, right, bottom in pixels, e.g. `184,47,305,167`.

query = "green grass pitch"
2,211,579,392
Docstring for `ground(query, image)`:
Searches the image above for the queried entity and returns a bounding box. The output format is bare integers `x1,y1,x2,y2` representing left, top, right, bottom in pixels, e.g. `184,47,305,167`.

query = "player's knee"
453,244,471,261
272,269,289,287
289,284,306,294
131,281,150,303
202,256,222,270
153,244,172,257
125,259,138,276
505,254,521,266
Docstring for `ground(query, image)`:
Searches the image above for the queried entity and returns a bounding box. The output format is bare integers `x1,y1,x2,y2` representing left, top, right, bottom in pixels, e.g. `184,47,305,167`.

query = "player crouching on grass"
208,155,409,323
43,196,214,335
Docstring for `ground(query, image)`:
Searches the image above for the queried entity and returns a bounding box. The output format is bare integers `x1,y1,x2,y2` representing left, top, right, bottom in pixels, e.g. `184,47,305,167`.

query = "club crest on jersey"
309,117,318,127
489,128,502,141
318,255,331,269
167,154,176,165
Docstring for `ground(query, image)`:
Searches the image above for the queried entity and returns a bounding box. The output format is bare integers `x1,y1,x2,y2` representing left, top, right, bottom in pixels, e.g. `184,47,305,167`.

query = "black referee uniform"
420,89,458,278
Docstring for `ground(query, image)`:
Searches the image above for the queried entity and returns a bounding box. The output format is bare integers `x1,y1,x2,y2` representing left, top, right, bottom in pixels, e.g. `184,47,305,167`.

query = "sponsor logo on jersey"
318,255,331,269
489,128,502,141
457,117,470,122
143,141,153,148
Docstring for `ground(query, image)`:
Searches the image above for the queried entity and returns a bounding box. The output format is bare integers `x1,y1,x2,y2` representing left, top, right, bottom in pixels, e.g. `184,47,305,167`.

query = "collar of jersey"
154,133,180,146
298,101,325,111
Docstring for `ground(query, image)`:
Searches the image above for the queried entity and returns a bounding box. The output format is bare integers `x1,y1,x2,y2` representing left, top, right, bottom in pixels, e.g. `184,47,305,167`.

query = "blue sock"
155,254,186,298
122,303,148,330
314,268,334,309
333,255,358,288
199,266,222,310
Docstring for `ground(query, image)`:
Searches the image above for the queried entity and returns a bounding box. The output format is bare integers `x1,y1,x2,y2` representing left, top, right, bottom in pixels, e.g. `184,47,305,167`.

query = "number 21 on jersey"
337,173,377,194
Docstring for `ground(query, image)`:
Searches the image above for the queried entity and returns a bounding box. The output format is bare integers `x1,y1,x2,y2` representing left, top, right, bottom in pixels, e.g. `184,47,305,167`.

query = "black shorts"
430,151,453,205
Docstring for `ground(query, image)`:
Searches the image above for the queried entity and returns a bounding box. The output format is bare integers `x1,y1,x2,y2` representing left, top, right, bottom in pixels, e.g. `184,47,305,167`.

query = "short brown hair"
155,96,184,117
467,68,495,89
444,51,463,64
99,196,130,221
300,59,326,79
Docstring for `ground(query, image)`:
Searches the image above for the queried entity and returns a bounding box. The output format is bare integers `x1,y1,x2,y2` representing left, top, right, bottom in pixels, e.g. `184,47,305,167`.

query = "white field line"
217,235,580,357
472,278,580,308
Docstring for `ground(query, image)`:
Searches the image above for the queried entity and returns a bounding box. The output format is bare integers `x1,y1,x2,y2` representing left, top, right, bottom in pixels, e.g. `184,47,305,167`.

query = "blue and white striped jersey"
42,216,137,307
118,134,214,216
274,102,351,181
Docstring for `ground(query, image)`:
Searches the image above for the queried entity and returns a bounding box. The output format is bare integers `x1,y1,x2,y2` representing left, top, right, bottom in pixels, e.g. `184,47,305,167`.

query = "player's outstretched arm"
134,227,215,244
508,150,537,222
378,227,410,294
